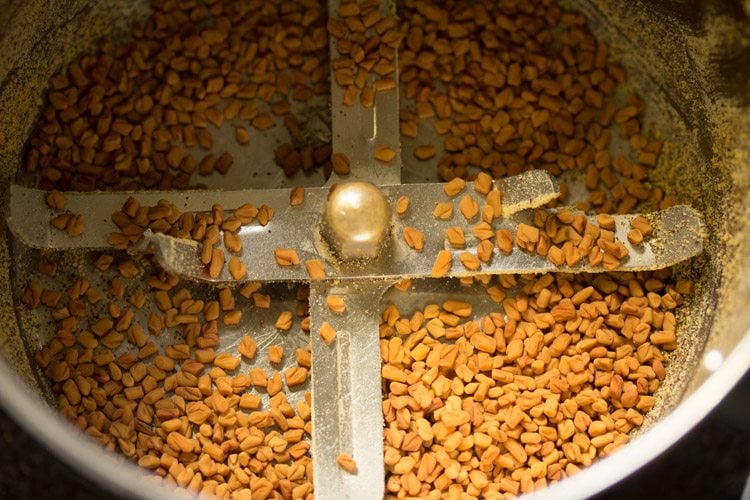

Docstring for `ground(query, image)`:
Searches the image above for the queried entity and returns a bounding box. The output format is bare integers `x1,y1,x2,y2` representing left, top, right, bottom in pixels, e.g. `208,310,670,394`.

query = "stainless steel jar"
0,1,747,498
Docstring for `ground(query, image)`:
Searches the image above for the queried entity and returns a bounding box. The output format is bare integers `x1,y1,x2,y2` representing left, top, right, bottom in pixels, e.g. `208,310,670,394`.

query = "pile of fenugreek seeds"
18,0,693,498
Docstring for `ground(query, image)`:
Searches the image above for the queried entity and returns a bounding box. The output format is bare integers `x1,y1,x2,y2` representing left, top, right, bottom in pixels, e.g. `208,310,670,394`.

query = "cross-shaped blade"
4,0,707,497
8,173,704,282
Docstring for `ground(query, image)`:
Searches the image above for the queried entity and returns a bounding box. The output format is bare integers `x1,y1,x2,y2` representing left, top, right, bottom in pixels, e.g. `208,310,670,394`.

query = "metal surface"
8,171,706,282
321,181,392,260
147,203,704,282
326,0,401,186
0,2,747,500
7,170,553,252
310,280,393,500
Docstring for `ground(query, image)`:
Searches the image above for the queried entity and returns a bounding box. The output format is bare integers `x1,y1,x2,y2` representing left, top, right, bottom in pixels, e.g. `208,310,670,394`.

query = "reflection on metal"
321,182,391,260
704,349,724,371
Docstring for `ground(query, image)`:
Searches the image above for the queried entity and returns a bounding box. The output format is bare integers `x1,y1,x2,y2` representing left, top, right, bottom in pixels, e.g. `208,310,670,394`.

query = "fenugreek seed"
214,353,240,371
51,213,70,232
239,393,261,411
257,205,273,226
228,257,247,280
336,453,357,474
445,227,465,248
268,345,284,364
414,145,437,160
274,248,300,267
249,367,268,388
252,113,274,130
443,299,472,317
517,223,540,249
477,240,494,263
331,153,350,175
548,246,565,266
474,172,493,195
459,251,481,271
319,322,337,345
65,215,85,237
443,178,466,197
373,78,395,92
118,260,139,278
403,227,425,251
218,288,235,311
496,229,514,254
238,336,257,360
627,228,644,245
486,189,502,219
395,196,409,217
304,259,325,280
275,311,293,331
394,279,411,292
46,190,66,210
431,250,452,278
382,364,406,382
458,195,480,221
234,203,258,223
235,126,250,144
401,120,418,138
138,455,161,470
290,187,305,207
433,202,453,220
360,86,374,108
343,85,356,106
223,231,242,253
208,248,225,278
338,2,359,17
326,295,347,314
597,214,616,230
375,145,397,163
253,293,271,309
222,309,242,325
470,222,493,241
285,367,308,387
631,215,654,237
238,282,261,300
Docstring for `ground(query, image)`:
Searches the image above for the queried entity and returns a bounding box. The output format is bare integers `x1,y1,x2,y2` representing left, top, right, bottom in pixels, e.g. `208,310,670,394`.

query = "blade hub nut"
322,181,391,260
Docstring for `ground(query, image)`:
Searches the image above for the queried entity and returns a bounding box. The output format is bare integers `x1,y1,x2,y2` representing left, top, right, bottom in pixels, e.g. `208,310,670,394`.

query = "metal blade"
326,0,401,186
146,203,705,281
10,170,704,283
309,280,392,500
8,170,557,251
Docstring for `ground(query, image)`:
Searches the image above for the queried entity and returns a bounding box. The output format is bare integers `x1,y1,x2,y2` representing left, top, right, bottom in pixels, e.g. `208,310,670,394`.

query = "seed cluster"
19,0,693,496
402,159,647,274
381,272,692,497
274,141,334,178
25,0,329,191
397,0,677,214
46,189,87,237
50,212,86,238
26,255,315,498
328,0,403,107
277,0,405,177
516,208,633,271
107,197,274,280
